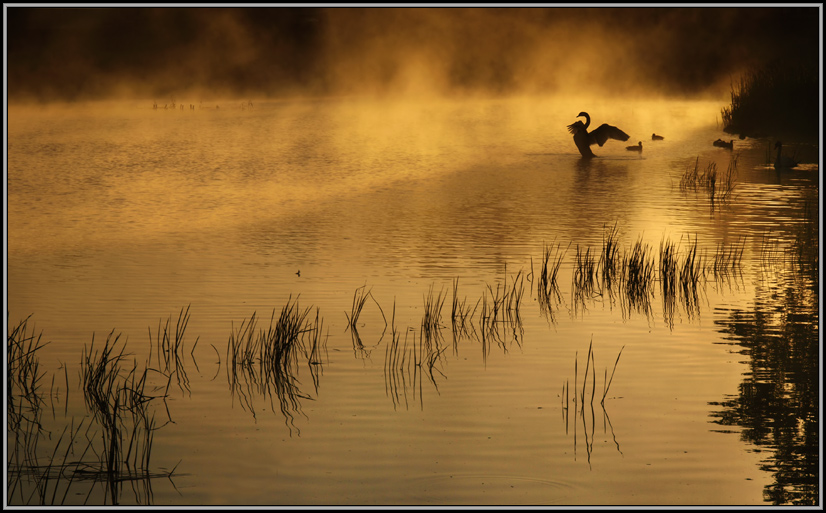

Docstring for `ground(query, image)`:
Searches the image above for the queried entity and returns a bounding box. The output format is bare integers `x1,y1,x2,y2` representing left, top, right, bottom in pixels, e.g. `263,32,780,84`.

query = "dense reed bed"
720,63,819,140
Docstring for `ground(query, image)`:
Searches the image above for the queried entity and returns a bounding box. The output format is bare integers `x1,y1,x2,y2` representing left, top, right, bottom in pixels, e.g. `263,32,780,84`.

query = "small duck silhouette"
651,133,664,140
713,139,734,149
296,270,301,277
626,141,643,152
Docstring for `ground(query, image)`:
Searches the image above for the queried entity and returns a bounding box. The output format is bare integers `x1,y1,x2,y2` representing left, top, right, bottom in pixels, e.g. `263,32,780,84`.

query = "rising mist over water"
6,6,821,103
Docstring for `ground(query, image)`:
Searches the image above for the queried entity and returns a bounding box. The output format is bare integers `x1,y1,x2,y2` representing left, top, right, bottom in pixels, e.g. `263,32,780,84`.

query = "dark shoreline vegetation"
8,206,819,505
720,63,819,142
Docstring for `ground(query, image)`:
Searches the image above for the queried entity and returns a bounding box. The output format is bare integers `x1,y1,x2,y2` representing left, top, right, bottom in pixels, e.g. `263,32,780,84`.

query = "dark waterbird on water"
652,133,664,140
713,139,734,149
567,112,630,158
626,141,643,152
774,141,799,169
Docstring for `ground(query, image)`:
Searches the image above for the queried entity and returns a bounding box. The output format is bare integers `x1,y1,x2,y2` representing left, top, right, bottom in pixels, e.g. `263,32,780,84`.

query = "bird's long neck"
776,143,782,161
581,113,591,130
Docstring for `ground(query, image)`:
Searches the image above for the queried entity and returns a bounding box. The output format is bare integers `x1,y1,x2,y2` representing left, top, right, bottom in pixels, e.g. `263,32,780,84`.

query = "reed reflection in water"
710,198,819,506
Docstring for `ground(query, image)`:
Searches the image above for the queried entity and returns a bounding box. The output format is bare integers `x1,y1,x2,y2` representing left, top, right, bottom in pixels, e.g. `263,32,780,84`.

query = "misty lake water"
6,95,819,506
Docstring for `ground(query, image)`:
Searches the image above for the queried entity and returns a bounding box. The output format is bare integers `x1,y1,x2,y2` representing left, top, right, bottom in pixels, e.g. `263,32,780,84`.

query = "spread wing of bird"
567,120,586,134
589,124,630,147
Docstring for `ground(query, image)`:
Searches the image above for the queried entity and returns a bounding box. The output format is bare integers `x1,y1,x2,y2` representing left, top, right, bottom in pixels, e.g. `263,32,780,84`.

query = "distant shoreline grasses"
721,63,818,141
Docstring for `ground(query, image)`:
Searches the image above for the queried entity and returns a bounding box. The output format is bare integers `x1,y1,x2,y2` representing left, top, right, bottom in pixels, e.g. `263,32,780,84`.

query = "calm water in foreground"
6,96,820,506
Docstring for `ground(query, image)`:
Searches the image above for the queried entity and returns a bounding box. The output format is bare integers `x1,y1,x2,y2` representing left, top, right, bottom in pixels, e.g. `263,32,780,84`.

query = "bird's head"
577,111,589,119
774,141,782,148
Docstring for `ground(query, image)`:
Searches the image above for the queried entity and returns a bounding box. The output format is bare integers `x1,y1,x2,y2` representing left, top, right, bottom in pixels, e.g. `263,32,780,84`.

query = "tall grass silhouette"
226,296,323,435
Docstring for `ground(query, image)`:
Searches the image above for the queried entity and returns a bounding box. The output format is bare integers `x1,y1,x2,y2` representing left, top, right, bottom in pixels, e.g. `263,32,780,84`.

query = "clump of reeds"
8,316,179,506
659,236,679,293
721,63,818,140
148,305,198,395
77,329,178,504
384,324,420,410
306,308,327,394
384,299,441,410
659,236,680,329
572,245,599,313
620,238,655,318
503,268,526,326
711,237,746,278
561,339,625,411
345,285,372,332
679,157,704,190
7,315,52,503
420,284,448,384
345,285,388,354
679,156,737,206
678,235,705,318
81,331,159,477
537,241,569,323
422,284,447,335
8,315,50,428
598,222,621,292
679,235,705,290
451,278,480,344
383,321,407,409
226,296,322,434
537,240,568,299
476,268,526,351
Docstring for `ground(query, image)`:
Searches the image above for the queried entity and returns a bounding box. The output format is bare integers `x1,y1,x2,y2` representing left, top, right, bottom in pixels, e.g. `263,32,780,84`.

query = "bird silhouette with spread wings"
567,112,630,158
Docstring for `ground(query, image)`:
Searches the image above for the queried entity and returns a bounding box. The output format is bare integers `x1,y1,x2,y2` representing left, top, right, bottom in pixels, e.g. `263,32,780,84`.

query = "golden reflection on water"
6,95,817,506
7,96,727,252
